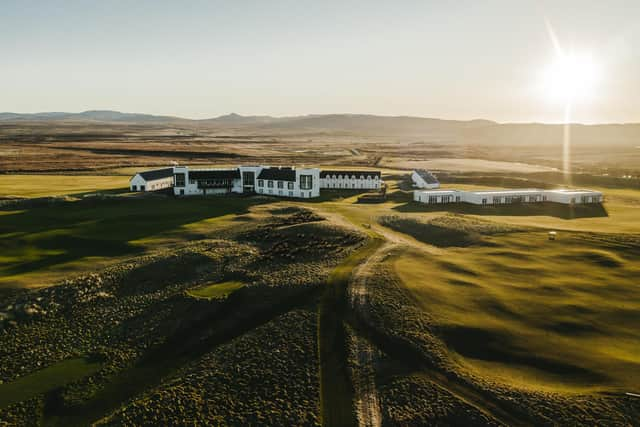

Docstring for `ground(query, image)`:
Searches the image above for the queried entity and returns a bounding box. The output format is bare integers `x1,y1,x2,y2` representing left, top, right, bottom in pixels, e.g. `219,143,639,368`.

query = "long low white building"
414,188,603,205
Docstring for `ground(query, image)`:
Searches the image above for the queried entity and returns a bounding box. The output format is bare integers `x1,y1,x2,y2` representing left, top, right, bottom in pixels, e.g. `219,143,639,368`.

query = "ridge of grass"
186,281,245,299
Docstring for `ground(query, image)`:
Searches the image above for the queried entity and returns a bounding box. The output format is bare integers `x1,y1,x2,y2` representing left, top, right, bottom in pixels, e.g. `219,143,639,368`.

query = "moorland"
0,114,639,425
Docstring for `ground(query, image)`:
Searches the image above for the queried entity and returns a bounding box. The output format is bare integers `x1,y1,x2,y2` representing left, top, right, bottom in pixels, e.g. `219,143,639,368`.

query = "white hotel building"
131,165,383,198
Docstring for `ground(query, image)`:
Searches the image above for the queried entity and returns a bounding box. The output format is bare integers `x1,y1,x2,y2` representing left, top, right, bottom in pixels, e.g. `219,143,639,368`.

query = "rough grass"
391,228,640,392
379,214,524,247
187,281,245,299
0,358,102,409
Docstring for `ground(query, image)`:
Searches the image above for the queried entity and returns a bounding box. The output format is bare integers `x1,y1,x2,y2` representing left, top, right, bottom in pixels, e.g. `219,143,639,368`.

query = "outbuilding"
129,168,174,192
411,169,440,189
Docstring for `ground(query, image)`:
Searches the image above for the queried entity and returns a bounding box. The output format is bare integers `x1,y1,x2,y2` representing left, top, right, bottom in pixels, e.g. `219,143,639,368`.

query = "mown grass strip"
186,281,245,299
318,236,384,427
0,358,102,409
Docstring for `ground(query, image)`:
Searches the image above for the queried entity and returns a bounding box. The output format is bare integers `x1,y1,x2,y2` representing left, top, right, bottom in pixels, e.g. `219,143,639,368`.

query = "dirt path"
348,246,392,427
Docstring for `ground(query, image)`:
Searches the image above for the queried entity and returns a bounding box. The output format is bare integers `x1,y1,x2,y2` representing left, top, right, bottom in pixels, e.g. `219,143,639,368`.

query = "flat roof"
546,189,602,195
471,189,545,195
415,189,459,194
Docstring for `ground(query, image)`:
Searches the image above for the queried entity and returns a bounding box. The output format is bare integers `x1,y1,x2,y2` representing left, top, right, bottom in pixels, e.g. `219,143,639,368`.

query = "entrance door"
242,171,255,192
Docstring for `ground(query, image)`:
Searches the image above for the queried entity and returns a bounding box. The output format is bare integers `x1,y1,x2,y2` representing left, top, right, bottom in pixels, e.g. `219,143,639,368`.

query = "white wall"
546,191,603,204
319,174,380,190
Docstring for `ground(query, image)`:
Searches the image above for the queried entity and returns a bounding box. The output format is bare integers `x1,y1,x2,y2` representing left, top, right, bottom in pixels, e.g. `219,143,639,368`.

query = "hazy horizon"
2,0,639,124
3,109,640,126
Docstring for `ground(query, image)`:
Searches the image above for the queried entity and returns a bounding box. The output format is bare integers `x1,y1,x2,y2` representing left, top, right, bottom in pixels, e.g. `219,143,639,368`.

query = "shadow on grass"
0,196,269,283
393,201,609,220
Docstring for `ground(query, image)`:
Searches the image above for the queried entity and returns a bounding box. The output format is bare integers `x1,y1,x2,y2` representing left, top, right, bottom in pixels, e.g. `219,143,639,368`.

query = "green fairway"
0,197,261,288
0,175,129,198
391,228,640,392
187,281,245,299
0,358,102,409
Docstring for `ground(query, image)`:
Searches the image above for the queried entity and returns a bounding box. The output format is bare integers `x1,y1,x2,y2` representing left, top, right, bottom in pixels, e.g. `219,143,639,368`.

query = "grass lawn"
0,196,263,288
0,358,102,409
0,175,130,198
186,281,245,299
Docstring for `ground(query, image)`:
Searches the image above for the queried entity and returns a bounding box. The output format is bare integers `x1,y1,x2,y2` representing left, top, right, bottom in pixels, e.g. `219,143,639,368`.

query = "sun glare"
542,53,599,103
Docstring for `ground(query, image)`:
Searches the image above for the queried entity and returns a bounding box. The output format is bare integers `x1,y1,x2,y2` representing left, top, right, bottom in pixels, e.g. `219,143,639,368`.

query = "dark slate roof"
415,169,439,184
189,169,240,180
137,168,174,181
320,170,381,178
257,167,297,182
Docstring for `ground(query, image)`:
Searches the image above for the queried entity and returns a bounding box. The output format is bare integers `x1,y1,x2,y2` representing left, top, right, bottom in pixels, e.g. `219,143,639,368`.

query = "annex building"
414,188,603,205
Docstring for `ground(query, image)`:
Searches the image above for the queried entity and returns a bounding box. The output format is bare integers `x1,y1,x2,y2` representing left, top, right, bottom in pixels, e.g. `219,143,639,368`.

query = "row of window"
322,175,378,180
258,180,295,189
422,195,460,203
256,175,314,190
323,182,379,188
257,188,313,198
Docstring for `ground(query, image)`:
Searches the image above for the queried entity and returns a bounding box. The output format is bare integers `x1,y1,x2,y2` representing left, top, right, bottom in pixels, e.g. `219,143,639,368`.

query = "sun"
541,52,599,103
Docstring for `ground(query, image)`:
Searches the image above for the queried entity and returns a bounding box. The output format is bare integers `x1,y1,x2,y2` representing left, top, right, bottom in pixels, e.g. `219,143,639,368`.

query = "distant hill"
1,110,638,145
0,110,185,123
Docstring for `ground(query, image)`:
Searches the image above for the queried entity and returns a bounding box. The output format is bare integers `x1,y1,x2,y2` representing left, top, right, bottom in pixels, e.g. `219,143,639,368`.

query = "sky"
1,0,639,123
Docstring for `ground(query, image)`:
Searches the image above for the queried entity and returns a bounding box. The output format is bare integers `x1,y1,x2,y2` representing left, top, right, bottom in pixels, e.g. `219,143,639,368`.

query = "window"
258,179,264,187
180,189,184,195
288,191,293,197
132,185,138,191
277,181,284,189
456,196,461,202
300,175,313,190
268,180,274,188
189,178,196,184
141,185,145,191
287,182,294,190
278,189,283,195
175,173,186,187
482,198,487,205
